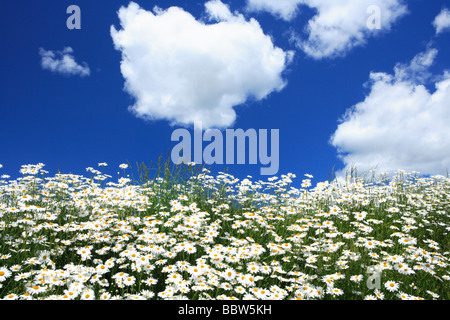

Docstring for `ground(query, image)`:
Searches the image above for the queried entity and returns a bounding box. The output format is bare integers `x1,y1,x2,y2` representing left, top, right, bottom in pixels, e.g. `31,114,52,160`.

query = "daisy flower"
167,272,183,284
27,285,47,295
247,262,259,274
140,290,155,299
143,278,158,286
374,289,384,300
342,232,356,239
364,240,377,250
99,292,111,300
397,266,415,275
113,272,129,280
3,293,19,300
253,288,270,299
9,265,21,272
24,257,41,266
354,211,367,221
387,207,400,213
384,280,399,292
0,267,12,282
63,289,79,300
328,288,344,296
397,292,411,300
235,286,246,295
76,248,92,261
95,264,110,275
222,268,236,281
350,275,363,283
221,282,233,291
368,252,379,259
386,255,403,263
242,293,257,300
259,265,271,274
80,288,95,300
188,266,204,277
38,251,52,264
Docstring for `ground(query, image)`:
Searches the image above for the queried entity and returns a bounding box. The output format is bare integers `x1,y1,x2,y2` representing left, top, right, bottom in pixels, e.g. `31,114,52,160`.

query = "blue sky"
1,0,450,184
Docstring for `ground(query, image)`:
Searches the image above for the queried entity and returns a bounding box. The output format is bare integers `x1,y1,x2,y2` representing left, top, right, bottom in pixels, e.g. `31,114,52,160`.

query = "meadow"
0,161,448,300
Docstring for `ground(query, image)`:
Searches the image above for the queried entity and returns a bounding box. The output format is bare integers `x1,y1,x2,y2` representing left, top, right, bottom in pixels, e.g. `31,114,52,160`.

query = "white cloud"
110,1,293,129
300,0,407,59
330,48,450,177
393,48,438,84
39,47,90,77
246,0,303,21
247,0,407,59
204,0,234,21
433,8,450,35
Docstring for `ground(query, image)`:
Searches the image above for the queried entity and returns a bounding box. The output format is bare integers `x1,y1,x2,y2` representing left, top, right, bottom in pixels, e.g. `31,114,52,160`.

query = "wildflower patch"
0,163,449,300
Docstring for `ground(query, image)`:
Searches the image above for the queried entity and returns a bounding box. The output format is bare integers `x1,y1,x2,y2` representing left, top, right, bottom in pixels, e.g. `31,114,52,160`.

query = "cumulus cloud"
247,0,407,59
110,1,293,129
299,0,407,59
39,47,90,77
330,48,450,177
433,8,450,35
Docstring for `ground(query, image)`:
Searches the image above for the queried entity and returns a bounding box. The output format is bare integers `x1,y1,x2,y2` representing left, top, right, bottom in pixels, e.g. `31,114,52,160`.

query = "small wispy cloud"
246,0,303,21
39,47,90,77
433,8,450,35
